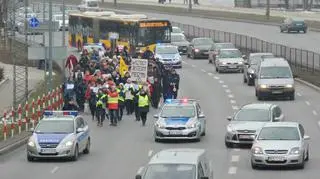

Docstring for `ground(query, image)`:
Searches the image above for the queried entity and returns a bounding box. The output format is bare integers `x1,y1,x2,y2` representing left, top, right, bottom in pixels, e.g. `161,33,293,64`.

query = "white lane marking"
208,72,213,76
219,80,224,84
318,121,320,128
230,100,236,104
233,148,241,152
312,110,318,116
222,85,228,88
214,76,220,80
228,166,237,175
182,61,187,64
191,64,196,68
51,166,59,174
305,101,311,106
148,150,153,157
232,106,239,110
231,155,240,162
201,69,206,73
225,89,231,93
228,94,234,98
297,92,302,96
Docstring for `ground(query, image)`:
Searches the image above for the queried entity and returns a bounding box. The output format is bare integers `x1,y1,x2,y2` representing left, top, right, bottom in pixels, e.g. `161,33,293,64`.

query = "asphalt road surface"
1,55,320,179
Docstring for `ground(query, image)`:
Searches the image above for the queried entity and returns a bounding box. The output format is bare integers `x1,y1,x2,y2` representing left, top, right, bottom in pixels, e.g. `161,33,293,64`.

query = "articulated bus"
68,11,172,56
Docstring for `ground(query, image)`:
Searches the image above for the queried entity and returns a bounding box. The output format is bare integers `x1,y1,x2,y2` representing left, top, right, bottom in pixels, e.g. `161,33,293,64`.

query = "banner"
130,58,148,82
119,56,128,77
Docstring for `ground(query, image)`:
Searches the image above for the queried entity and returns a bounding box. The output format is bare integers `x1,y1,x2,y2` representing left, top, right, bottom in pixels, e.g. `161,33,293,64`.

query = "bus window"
81,17,93,39
137,26,171,46
99,20,118,40
119,23,131,42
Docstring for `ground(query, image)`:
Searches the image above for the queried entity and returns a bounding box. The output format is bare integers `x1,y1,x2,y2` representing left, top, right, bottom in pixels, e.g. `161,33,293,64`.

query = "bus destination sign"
139,22,168,28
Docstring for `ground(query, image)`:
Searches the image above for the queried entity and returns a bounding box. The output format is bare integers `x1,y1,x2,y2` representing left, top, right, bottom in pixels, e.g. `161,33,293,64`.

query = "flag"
119,56,128,77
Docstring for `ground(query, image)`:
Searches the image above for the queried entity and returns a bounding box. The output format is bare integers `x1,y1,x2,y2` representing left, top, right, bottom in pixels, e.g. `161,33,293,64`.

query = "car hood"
218,58,244,63
34,133,70,143
194,45,211,50
156,53,178,59
253,140,301,150
259,78,294,85
229,121,267,131
159,117,194,126
171,41,190,46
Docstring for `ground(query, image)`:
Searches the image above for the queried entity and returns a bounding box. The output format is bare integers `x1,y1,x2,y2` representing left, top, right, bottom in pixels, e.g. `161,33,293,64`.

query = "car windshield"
172,27,182,33
144,164,196,179
157,46,178,54
219,50,242,58
258,127,300,140
35,120,74,133
194,38,213,45
259,66,292,79
235,108,270,122
160,105,195,118
87,1,98,7
171,34,186,42
216,43,234,50
250,55,274,65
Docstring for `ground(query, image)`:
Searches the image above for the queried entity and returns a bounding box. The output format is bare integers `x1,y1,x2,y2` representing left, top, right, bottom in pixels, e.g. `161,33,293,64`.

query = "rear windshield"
293,21,305,25
259,66,293,79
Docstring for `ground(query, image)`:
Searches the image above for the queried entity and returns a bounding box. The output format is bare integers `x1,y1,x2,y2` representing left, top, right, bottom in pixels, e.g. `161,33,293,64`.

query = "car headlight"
64,141,73,147
285,84,293,88
28,139,36,147
252,147,263,154
290,147,300,155
248,69,255,74
194,49,200,52
260,84,268,88
155,122,165,129
186,123,197,129
220,62,227,65
227,125,235,133
238,61,243,64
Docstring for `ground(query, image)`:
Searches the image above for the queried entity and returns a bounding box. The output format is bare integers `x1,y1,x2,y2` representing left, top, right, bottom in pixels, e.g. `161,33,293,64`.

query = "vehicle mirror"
227,116,232,121
200,177,209,179
29,128,34,132
303,135,310,140
198,113,205,118
76,128,84,133
273,117,281,122
181,31,184,34
135,175,142,179
153,114,159,118
242,55,246,59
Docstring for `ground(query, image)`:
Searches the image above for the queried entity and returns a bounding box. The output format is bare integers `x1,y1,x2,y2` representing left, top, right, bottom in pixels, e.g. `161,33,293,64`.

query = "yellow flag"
119,56,128,77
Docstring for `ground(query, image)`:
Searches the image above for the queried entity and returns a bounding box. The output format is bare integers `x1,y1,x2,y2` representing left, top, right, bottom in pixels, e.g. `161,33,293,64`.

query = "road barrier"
0,86,64,141
171,22,320,86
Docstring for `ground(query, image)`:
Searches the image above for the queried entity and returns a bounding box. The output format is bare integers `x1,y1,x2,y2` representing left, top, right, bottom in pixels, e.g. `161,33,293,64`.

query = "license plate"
41,148,56,154
229,65,237,69
203,52,209,55
296,24,302,26
239,135,252,139
272,90,283,94
169,130,182,135
268,156,285,161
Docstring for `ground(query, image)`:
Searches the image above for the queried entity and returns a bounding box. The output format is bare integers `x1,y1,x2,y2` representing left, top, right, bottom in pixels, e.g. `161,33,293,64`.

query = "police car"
81,43,105,55
27,111,90,161
153,99,206,142
154,44,182,68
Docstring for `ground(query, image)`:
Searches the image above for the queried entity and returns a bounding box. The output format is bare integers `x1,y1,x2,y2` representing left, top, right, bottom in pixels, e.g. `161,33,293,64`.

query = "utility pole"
24,0,29,102
114,0,117,7
188,0,192,12
48,0,53,91
62,0,66,79
266,0,270,20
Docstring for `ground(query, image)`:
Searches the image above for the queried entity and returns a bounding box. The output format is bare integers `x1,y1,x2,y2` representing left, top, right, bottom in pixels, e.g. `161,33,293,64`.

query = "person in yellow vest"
138,88,150,126
96,89,107,127
117,83,125,121
107,85,119,126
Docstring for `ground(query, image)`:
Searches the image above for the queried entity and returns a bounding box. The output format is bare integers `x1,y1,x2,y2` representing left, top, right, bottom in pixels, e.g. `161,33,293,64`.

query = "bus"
68,11,172,57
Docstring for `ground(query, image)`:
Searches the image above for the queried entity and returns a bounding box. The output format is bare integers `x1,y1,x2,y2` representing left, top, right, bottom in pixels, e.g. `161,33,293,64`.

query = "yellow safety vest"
116,88,125,102
96,94,107,108
108,94,119,104
138,95,149,107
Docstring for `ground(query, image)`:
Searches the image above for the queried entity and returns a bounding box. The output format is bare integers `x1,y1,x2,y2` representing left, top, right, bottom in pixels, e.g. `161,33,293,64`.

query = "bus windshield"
137,27,171,46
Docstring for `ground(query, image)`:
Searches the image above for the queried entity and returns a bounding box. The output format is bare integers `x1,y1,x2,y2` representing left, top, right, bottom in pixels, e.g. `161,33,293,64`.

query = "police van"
135,148,213,179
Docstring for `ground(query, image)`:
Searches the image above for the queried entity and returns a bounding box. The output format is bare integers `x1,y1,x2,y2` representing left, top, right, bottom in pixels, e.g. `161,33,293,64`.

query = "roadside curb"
0,135,30,155
295,78,320,92
0,78,9,87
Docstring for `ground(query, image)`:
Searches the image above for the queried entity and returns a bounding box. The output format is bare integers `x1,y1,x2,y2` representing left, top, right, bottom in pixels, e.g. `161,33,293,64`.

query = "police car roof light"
43,111,78,117
165,99,196,104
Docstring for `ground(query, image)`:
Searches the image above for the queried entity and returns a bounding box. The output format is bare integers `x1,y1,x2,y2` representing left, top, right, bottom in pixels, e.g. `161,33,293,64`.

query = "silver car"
215,49,245,73
153,99,206,142
27,111,90,161
251,122,310,169
225,103,284,148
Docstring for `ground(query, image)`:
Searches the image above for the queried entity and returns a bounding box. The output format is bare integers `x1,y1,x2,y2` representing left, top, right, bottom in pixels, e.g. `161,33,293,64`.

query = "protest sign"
130,58,148,82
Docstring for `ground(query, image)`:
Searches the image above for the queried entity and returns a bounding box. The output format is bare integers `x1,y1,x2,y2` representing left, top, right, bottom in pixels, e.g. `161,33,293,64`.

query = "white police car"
153,99,206,142
81,43,105,54
154,44,182,68
27,111,90,161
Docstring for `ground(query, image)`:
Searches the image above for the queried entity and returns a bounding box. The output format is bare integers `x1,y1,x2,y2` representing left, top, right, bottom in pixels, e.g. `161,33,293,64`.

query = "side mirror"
76,128,84,133
273,117,281,122
198,113,205,118
153,114,159,118
304,135,310,140
200,177,209,179
242,55,246,59
29,128,34,132
227,116,232,121
181,31,184,34
135,175,142,179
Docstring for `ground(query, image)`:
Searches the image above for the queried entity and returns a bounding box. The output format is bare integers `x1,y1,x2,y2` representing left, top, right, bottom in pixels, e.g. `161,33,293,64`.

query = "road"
1,55,320,179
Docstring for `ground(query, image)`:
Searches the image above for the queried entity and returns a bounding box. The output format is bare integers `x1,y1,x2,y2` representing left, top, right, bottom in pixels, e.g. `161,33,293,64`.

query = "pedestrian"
117,83,125,121
138,89,150,126
162,66,170,101
124,79,135,115
96,89,107,127
63,99,79,111
65,54,78,77
133,83,142,121
168,68,180,99
107,85,119,126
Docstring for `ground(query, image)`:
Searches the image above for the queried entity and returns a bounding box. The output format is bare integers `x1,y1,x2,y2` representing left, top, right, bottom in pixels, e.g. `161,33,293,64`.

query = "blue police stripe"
77,131,89,142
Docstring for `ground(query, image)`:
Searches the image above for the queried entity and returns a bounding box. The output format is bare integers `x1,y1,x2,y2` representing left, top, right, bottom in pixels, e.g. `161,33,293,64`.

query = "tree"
284,0,289,9
266,0,270,19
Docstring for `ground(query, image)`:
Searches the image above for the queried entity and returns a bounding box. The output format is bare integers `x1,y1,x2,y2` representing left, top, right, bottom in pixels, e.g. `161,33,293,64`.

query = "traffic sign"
29,17,40,28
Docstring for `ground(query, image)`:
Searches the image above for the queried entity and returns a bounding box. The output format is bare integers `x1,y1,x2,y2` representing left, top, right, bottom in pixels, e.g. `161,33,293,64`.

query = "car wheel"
201,129,206,136
251,161,259,169
225,141,233,148
297,156,305,169
289,93,295,101
191,52,195,59
154,138,161,142
257,94,263,101
303,30,307,33
83,138,90,154
71,145,79,161
243,75,247,83
187,52,190,58
194,138,201,142
305,150,309,161
280,29,283,33
27,154,34,162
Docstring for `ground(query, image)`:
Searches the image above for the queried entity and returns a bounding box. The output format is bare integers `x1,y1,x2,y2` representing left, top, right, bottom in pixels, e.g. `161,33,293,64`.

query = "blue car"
154,44,182,68
27,111,90,161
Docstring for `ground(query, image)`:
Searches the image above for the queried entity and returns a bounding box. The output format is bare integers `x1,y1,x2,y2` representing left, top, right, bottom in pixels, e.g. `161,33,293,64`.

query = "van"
78,0,100,11
135,148,213,179
255,58,295,100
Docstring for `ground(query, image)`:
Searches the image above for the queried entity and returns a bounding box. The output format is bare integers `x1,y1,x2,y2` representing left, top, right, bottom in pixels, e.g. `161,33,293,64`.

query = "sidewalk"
105,0,320,21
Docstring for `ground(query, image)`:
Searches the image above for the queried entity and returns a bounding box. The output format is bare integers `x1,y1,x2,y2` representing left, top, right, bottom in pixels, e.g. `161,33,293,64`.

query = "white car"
78,0,100,11
215,48,245,73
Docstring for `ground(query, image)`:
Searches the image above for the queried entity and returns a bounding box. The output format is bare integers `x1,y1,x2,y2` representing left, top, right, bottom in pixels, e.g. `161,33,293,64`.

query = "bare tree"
266,0,270,19
308,0,314,10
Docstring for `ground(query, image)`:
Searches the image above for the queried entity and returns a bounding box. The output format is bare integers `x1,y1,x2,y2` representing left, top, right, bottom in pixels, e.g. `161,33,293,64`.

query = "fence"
0,86,64,141
172,22,320,86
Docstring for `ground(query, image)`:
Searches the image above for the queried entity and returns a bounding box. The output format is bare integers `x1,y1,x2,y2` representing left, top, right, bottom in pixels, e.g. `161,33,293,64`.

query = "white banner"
130,58,148,82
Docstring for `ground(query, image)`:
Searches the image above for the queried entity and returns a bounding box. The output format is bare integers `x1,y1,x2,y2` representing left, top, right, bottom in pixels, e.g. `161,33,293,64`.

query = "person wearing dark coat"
161,66,171,101
168,68,180,99
142,47,153,59
88,88,97,121
63,100,79,111
75,75,87,112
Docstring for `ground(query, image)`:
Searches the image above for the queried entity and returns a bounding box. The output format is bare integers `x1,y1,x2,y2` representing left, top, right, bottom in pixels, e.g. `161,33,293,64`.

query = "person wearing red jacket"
66,54,78,77
107,85,119,126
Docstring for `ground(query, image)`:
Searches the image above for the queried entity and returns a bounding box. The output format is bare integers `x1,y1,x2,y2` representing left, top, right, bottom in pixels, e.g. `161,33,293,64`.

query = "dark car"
171,33,190,54
208,43,235,65
243,53,274,86
187,37,214,59
280,18,307,33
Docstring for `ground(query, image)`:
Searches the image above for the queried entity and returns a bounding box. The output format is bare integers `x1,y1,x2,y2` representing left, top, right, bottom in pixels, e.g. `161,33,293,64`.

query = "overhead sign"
29,17,40,28
130,59,148,82
139,21,168,28
109,32,119,40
